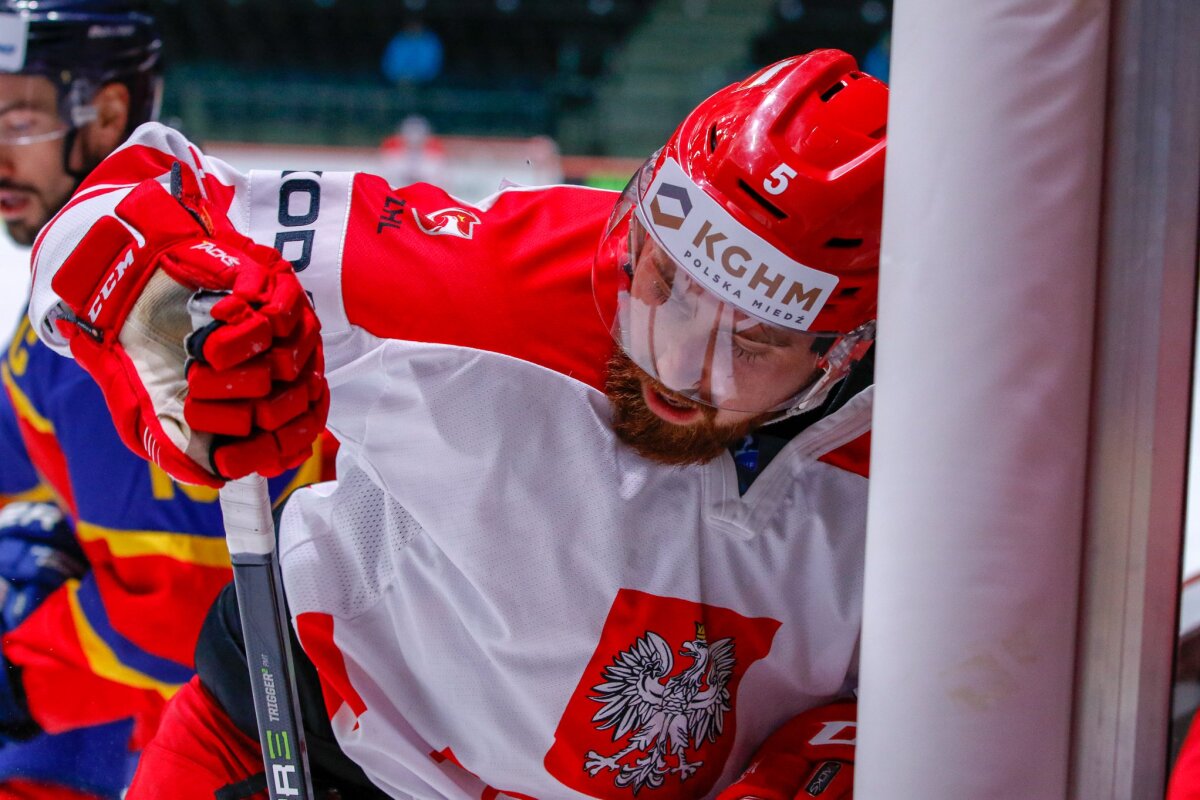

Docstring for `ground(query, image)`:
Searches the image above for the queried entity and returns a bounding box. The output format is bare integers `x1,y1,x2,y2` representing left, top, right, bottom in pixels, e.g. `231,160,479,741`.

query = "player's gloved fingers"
187,358,272,400
253,382,310,431
274,410,326,474
186,292,271,370
189,313,273,371
184,396,254,438
210,431,277,481
210,404,322,480
227,261,271,304
278,412,325,473
281,444,314,472
297,374,330,438
260,272,306,338
267,313,319,383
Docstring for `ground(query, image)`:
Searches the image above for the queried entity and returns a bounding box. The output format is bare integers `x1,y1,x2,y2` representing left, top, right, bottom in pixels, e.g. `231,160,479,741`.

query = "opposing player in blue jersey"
0,3,326,797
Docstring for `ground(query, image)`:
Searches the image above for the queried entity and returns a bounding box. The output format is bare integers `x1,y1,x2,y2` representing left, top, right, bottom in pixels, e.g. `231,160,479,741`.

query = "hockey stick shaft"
220,475,315,800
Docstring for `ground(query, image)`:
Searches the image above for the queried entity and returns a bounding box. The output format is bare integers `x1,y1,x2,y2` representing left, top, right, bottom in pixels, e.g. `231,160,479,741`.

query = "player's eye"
731,336,771,364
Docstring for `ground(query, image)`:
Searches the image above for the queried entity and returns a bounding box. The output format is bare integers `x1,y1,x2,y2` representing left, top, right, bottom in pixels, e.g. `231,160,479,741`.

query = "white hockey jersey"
30,124,872,800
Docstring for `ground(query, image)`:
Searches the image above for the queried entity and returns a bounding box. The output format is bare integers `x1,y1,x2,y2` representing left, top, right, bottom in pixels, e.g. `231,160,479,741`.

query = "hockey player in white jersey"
25,50,884,799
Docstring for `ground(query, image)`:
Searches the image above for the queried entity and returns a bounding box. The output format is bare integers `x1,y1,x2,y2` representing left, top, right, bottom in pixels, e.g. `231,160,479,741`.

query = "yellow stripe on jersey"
75,521,232,570
148,463,220,503
0,484,57,505
65,580,181,700
1,363,54,435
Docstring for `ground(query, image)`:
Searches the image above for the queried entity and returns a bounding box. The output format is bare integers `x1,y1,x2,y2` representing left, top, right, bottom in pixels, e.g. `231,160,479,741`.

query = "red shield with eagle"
545,589,780,798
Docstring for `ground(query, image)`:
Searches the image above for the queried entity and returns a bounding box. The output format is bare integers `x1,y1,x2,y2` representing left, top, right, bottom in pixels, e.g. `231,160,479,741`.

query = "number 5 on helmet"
717,701,856,799
49,169,328,487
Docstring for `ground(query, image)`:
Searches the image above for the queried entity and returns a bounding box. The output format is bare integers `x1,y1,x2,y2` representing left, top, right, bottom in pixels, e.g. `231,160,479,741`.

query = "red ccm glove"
49,165,328,487
718,701,857,800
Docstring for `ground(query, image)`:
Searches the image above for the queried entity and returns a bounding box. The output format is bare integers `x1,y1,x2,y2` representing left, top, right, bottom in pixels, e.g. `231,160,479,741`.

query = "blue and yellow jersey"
0,319,49,506
0,308,327,747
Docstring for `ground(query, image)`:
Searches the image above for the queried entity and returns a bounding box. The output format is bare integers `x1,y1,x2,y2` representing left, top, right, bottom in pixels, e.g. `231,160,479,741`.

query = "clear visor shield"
594,157,874,415
0,72,95,146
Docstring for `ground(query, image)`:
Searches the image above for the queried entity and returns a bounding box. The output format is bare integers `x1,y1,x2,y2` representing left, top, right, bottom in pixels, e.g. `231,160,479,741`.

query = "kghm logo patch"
411,206,481,239
636,157,839,332
648,182,692,230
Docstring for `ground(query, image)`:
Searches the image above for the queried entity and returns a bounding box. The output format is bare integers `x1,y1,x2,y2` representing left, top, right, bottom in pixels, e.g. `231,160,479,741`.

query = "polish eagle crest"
583,622,735,793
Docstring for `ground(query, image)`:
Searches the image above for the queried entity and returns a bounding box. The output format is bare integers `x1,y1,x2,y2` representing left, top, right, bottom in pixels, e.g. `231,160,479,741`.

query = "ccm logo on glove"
88,247,135,323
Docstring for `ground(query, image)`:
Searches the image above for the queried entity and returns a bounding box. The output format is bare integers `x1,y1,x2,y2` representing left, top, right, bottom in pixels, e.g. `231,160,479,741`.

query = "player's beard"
605,350,771,466
0,178,56,246
2,146,100,246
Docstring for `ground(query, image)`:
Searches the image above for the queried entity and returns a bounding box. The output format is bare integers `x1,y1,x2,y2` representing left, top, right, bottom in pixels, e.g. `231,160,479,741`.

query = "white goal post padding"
858,0,1110,796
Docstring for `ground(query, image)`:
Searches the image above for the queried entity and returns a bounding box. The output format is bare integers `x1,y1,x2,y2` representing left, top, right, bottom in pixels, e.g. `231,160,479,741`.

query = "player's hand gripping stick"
220,475,314,800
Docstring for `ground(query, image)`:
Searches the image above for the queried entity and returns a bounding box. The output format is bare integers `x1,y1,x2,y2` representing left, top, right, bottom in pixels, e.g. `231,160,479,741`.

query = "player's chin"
606,383,743,468
1,216,37,247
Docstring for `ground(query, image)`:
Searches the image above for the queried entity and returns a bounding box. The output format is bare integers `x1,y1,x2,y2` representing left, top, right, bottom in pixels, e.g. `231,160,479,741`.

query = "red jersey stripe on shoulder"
818,430,870,478
342,180,618,392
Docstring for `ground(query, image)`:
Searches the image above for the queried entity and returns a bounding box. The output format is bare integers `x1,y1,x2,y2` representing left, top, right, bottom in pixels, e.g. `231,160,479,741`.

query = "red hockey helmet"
595,50,888,415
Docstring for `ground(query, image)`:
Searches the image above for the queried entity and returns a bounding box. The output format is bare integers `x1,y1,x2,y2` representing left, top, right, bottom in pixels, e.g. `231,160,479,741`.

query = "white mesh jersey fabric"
279,333,871,799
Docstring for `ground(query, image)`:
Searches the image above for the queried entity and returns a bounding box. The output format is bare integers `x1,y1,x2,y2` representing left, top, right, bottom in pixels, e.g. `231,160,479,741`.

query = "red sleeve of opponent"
127,676,266,800
3,591,164,742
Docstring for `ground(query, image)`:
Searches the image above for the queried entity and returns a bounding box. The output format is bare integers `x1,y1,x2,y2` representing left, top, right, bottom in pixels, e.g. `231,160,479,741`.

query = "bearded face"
604,349,775,466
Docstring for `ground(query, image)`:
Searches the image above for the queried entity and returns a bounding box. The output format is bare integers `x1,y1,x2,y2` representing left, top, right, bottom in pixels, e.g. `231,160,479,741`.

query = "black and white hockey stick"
220,475,315,800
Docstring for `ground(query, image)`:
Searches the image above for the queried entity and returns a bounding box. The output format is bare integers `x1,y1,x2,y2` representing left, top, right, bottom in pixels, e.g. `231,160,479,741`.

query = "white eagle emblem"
584,623,735,793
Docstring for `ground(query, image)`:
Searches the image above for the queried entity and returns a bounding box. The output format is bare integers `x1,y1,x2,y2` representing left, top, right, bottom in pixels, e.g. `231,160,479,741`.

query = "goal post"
859,0,1200,795
858,0,1107,796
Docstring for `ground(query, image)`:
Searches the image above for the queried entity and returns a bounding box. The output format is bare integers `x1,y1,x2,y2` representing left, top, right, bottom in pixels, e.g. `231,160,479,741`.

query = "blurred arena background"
151,0,893,194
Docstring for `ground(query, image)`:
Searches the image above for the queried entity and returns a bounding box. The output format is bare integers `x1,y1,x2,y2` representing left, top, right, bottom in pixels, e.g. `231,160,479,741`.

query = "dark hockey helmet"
0,0,162,140
594,50,888,415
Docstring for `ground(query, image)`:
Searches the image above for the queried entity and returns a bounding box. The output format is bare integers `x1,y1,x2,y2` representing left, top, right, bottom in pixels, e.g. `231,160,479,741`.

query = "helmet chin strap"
762,379,840,428
60,125,85,183
764,341,877,428
59,124,106,188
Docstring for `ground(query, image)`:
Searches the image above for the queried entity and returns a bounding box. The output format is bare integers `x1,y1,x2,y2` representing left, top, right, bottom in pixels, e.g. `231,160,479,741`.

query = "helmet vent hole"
708,123,719,153
838,287,861,297
825,237,864,249
867,126,886,140
820,81,848,102
737,180,787,220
